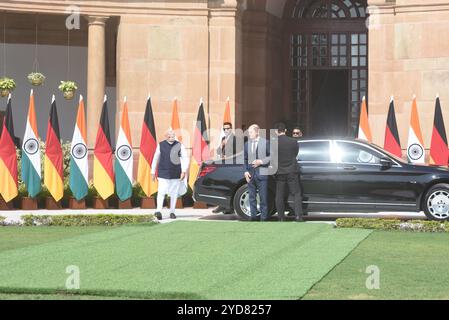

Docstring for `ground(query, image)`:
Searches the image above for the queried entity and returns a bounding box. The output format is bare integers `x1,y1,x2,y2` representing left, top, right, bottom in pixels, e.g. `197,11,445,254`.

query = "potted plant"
133,183,156,209
27,72,46,86
19,182,38,210
58,80,78,100
0,77,16,97
87,182,109,209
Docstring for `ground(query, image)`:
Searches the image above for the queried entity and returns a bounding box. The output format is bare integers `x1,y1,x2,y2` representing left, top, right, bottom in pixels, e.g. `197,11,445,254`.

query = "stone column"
86,16,108,148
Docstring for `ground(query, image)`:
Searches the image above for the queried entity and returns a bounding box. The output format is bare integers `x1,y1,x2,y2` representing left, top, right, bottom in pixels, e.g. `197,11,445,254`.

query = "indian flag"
69,95,88,200
21,90,41,198
357,96,372,142
115,97,133,201
407,95,425,164
171,97,182,142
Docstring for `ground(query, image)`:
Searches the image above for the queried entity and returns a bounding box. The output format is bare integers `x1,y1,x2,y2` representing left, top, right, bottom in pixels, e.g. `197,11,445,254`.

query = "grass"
0,226,114,252
302,230,449,300
0,221,370,300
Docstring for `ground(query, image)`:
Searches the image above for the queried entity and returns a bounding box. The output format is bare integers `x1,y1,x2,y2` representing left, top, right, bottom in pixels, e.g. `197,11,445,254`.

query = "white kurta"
151,142,189,198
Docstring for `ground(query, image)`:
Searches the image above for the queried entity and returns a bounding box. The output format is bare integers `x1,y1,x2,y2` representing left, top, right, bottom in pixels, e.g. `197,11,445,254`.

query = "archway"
283,0,368,137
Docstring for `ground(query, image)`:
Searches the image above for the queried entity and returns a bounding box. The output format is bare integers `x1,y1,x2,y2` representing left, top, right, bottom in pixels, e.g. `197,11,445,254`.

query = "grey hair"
248,124,260,132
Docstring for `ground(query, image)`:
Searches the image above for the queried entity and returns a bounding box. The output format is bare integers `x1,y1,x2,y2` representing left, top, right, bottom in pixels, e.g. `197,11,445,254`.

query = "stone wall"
368,0,449,152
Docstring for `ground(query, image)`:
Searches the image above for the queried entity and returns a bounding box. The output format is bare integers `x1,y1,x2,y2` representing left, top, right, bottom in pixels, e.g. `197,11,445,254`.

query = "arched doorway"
284,0,368,137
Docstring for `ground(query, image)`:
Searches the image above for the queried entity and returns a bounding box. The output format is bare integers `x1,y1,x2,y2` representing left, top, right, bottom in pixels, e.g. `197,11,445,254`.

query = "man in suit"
213,122,239,214
243,124,271,221
274,122,304,222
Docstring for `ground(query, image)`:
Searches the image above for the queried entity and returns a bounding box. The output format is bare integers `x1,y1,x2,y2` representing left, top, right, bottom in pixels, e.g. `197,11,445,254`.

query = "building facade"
0,0,448,158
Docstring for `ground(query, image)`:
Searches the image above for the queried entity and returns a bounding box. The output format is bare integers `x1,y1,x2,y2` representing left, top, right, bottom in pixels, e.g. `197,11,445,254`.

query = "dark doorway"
310,70,349,137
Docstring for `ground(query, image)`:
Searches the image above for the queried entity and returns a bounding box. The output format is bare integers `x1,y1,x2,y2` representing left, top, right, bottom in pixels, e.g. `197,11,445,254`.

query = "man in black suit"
274,122,304,222
217,122,238,159
243,124,271,221
213,122,239,214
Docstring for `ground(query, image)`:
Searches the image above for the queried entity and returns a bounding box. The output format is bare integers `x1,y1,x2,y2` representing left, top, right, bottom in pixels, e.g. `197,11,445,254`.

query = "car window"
335,141,382,164
298,141,330,162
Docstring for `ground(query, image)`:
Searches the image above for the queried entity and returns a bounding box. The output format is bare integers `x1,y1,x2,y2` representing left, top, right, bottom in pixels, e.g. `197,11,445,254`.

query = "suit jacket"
243,137,271,180
275,135,300,175
217,133,239,158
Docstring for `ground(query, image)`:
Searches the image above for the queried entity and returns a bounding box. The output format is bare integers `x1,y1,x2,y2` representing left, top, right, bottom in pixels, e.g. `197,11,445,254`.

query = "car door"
329,140,418,211
295,140,342,210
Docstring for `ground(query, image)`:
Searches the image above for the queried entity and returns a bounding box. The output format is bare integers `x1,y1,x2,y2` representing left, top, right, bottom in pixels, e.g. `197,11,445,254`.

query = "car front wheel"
424,183,449,221
233,184,274,220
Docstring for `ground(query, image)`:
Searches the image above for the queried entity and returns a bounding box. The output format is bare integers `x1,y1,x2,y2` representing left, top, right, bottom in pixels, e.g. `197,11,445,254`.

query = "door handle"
342,165,357,171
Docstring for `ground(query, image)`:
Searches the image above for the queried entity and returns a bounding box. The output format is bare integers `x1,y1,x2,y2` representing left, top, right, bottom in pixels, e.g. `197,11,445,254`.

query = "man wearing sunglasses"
213,122,238,214
292,127,303,140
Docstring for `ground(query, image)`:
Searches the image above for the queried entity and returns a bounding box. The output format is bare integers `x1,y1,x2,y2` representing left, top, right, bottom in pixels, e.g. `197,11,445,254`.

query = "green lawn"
0,221,370,300
3,223,449,300
303,230,449,300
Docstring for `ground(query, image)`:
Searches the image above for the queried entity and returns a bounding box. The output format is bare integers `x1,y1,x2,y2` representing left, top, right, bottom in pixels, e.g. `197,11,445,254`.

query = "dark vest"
158,140,182,179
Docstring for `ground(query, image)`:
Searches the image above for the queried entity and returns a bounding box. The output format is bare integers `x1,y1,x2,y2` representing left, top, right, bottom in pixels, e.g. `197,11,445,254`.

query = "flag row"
358,95,449,166
0,91,214,203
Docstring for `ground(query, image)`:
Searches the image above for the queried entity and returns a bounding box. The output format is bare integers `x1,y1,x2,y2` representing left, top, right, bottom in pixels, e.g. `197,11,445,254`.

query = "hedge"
0,216,5,225
20,214,156,227
336,218,449,233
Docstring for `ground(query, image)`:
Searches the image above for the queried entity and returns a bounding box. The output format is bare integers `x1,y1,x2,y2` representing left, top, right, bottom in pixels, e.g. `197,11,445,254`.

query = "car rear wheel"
424,183,449,221
233,184,274,220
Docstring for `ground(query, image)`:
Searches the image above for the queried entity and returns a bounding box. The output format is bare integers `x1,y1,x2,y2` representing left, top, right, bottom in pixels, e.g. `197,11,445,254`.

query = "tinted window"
298,141,330,162
335,142,382,164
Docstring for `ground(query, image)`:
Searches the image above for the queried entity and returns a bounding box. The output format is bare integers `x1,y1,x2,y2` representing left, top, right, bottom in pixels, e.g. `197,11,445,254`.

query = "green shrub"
21,214,156,227
336,218,449,233
0,77,16,90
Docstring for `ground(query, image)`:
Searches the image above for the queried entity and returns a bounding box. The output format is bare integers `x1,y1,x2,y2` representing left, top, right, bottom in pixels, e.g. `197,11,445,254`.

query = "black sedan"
193,138,449,221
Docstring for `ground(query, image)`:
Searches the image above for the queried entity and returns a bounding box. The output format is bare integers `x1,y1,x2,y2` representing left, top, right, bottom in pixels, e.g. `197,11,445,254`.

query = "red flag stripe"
430,127,449,166
384,126,402,158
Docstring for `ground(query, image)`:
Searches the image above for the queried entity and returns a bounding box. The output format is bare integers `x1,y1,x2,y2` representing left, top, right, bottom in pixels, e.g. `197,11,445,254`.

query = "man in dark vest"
274,122,304,222
151,130,189,220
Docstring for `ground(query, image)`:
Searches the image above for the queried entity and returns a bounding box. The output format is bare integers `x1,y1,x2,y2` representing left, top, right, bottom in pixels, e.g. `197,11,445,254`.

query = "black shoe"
212,206,224,214
155,212,162,221
295,216,305,222
170,212,177,219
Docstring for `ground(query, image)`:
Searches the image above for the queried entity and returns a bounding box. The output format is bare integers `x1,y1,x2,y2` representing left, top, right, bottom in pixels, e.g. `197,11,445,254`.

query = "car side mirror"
380,157,393,169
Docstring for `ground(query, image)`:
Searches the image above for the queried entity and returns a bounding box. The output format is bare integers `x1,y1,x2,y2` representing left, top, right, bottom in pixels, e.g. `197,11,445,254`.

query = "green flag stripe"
115,161,132,201
21,152,41,198
69,156,89,201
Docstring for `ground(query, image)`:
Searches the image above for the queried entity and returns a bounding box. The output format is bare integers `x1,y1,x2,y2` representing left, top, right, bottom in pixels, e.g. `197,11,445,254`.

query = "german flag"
384,97,402,158
0,94,18,202
137,96,158,197
44,95,64,201
189,99,210,189
429,96,449,166
93,95,114,200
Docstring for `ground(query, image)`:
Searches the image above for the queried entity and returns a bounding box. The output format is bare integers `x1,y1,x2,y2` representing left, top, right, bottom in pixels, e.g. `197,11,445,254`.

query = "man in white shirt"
151,130,189,220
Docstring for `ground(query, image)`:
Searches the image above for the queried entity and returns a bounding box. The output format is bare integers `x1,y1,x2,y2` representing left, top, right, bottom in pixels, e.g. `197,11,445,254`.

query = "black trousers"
275,173,303,219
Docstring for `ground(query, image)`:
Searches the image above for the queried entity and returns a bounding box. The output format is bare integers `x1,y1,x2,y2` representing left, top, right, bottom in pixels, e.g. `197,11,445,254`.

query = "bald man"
151,130,189,220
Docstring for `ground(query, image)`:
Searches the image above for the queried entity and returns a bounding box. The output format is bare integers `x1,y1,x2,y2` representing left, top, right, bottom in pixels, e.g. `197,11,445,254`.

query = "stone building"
0,0,448,158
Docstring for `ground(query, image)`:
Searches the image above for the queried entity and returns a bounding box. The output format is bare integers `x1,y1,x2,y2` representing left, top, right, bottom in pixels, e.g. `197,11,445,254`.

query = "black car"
193,138,449,221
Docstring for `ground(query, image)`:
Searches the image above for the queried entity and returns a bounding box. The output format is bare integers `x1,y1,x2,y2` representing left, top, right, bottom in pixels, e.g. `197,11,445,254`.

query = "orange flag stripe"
121,101,132,144
28,93,38,137
359,97,372,142
410,97,424,145
171,98,182,143
77,97,87,142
